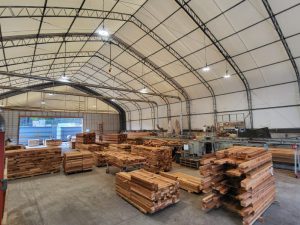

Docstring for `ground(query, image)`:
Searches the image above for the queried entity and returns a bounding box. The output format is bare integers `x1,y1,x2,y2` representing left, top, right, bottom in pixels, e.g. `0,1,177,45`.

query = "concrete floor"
6,164,300,225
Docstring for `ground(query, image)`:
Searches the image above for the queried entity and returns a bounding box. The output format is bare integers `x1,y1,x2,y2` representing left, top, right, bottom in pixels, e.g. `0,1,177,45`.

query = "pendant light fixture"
109,41,112,73
98,0,109,37
139,62,148,93
202,28,210,72
223,59,231,79
59,41,70,82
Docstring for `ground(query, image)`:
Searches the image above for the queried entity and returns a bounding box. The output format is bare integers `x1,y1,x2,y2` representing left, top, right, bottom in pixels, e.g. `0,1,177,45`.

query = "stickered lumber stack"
143,139,185,147
93,151,108,167
76,143,103,152
269,148,294,164
102,133,127,144
63,151,94,174
109,143,131,152
105,151,146,168
115,169,180,213
5,147,62,179
126,132,156,140
76,132,96,144
200,146,275,225
131,145,172,173
160,172,202,193
45,139,62,147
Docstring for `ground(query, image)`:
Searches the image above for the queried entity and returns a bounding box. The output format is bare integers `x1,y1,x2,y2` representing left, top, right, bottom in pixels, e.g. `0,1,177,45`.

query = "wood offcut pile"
200,146,275,225
116,169,180,213
105,151,146,168
45,139,62,146
143,139,185,147
109,143,131,152
102,133,127,144
5,147,62,179
76,132,96,144
269,148,294,164
131,145,172,173
160,172,202,193
76,143,103,152
63,151,94,174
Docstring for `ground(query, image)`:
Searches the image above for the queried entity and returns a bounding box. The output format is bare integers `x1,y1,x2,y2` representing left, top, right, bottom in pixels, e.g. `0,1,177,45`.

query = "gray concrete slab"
6,164,300,225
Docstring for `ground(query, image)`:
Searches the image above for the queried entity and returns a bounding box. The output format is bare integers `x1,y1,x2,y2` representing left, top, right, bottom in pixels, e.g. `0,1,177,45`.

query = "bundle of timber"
160,172,202,193
269,148,294,164
131,145,172,173
109,143,131,152
102,133,127,144
76,132,96,144
45,139,62,147
105,151,146,168
5,145,24,151
63,150,94,174
126,132,156,140
76,143,103,152
144,139,185,147
116,169,180,213
93,151,108,167
5,147,62,179
200,146,275,225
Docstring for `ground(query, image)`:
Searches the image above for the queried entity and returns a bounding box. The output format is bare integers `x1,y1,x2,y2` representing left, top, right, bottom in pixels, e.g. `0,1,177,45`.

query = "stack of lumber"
126,132,156,140
63,151,94,174
5,147,62,179
109,143,131,152
144,139,185,147
160,172,202,193
76,143,103,152
93,151,109,167
116,169,180,213
200,146,275,225
105,151,146,168
76,132,96,144
269,148,294,164
131,145,172,173
5,145,24,151
102,133,127,144
45,139,62,147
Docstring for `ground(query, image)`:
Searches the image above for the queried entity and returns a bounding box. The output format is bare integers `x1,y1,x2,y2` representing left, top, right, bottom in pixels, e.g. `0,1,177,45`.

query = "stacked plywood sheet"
269,148,294,164
131,145,172,173
143,139,185,147
109,143,131,152
45,139,62,147
76,132,96,144
102,134,127,144
5,147,62,179
200,146,275,225
160,172,202,193
116,169,180,213
76,143,103,152
105,151,146,168
63,151,94,174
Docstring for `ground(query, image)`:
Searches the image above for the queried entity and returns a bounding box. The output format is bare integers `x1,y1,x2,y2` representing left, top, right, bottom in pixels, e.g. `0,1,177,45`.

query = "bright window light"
98,29,109,37
202,66,210,72
139,87,149,94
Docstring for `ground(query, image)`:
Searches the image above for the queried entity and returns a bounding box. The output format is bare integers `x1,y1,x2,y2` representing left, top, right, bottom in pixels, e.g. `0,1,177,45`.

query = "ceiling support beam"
0,70,180,100
174,0,253,128
262,0,300,97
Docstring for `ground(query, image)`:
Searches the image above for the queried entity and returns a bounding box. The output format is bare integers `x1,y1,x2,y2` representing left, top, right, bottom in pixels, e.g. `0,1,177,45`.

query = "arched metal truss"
0,81,128,130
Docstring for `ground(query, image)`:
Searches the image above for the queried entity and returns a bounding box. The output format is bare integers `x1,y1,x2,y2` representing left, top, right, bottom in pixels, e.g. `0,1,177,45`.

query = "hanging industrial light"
224,60,231,79
98,0,109,37
139,63,148,93
109,41,112,73
202,29,210,72
59,41,70,82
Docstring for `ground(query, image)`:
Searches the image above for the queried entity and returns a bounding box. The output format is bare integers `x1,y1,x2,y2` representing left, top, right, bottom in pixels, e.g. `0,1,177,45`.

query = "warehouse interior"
0,0,300,225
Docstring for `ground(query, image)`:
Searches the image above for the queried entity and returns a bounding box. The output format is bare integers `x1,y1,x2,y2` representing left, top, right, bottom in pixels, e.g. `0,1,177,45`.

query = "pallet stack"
5,147,62,179
63,151,94,174
160,172,202,193
200,146,275,225
102,134,127,144
76,132,96,144
105,151,146,168
109,143,131,152
76,143,103,152
116,169,180,213
131,145,172,173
